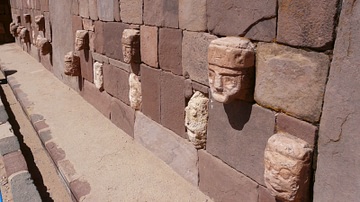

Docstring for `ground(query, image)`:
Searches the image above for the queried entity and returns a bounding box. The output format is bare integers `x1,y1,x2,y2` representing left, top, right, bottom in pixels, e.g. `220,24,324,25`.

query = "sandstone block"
140,64,161,123
140,25,158,68
108,58,130,72
4,151,28,177
71,0,79,15
277,0,338,49
161,71,185,137
255,43,330,123
88,0,98,20
245,18,276,42
207,0,277,36
207,102,275,185
122,29,140,64
88,31,95,51
94,21,104,54
129,73,142,110
113,0,120,21
79,49,93,82
78,0,89,18
110,98,135,137
277,113,317,146
92,52,108,64
81,80,112,118
0,122,20,156
264,132,312,202
120,0,142,24
179,0,206,31
182,31,217,85
97,0,114,21
143,0,179,28
185,91,209,149
82,19,94,31
199,150,259,202
159,28,182,75
93,61,103,90
10,172,42,202
103,63,130,104
134,112,198,185
104,22,129,61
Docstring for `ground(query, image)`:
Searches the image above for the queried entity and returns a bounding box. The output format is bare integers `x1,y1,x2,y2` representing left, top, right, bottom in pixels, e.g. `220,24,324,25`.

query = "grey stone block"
0,122,20,156
10,171,42,202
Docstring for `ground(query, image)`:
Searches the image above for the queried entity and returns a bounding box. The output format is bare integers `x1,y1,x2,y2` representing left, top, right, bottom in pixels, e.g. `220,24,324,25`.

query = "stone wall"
7,0,360,201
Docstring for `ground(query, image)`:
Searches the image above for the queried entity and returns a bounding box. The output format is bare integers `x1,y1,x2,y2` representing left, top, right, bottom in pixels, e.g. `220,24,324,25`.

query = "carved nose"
214,75,223,91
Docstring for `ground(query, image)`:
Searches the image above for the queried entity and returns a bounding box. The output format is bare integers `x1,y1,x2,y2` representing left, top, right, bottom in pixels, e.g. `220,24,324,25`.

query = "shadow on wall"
223,100,252,130
0,0,14,44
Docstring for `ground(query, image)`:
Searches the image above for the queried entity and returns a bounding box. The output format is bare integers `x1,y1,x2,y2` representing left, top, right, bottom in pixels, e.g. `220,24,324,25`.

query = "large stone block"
264,132,312,202
182,31,217,85
104,22,129,61
120,0,142,24
4,151,28,177
140,64,161,123
88,0,98,20
314,1,360,201
72,15,83,47
277,0,338,49
245,18,276,42
277,113,317,146
207,101,275,185
103,63,130,104
140,25,158,68
81,80,112,118
78,0,89,18
207,0,277,36
255,43,330,123
97,0,114,21
79,49,94,82
161,71,185,137
179,0,206,31
110,98,135,137
134,112,198,186
143,0,179,28
159,28,182,75
199,150,259,202
94,21,104,54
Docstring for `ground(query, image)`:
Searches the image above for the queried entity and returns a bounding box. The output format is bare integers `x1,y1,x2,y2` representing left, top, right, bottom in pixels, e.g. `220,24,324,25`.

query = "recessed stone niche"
264,132,313,202
208,37,255,104
122,29,140,64
185,91,209,149
129,73,142,110
24,14,31,23
64,51,81,76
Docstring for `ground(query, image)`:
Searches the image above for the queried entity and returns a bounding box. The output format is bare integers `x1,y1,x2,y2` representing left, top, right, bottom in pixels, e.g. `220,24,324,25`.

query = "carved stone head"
185,91,209,149
208,37,255,103
34,15,45,31
19,27,30,43
9,22,19,37
122,29,140,64
64,51,80,76
264,132,313,202
36,35,51,55
75,30,89,51
16,25,25,36
93,62,103,90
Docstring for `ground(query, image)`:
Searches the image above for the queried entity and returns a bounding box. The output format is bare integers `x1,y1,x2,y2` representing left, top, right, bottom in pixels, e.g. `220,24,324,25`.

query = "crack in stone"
329,113,352,143
240,15,277,36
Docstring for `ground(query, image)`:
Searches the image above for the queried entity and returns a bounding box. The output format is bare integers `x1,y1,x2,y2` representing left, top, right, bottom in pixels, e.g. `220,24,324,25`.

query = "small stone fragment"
129,73,142,110
122,29,140,64
36,35,51,55
75,30,89,51
64,51,81,76
93,62,104,90
185,91,209,149
264,132,313,202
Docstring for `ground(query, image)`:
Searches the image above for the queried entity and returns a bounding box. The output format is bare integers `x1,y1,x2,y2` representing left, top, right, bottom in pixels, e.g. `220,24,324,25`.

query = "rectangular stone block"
255,43,330,123
140,25,158,68
0,122,20,156
160,71,185,137
120,0,142,24
277,0,338,49
179,0,206,31
182,31,217,85
140,64,161,123
110,98,135,137
10,172,42,202
207,101,275,185
199,150,259,202
143,0,179,28
79,49,94,83
159,28,182,75
78,0,89,18
245,18,277,42
113,0,120,21
134,112,198,186
88,0,98,20
207,0,277,36
94,21,104,54
4,151,28,177
97,0,114,21
92,52,109,64
108,58,130,72
72,15,83,46
103,63,130,104
81,79,112,118
82,18,94,31
71,0,79,15
104,22,129,61
40,0,48,12
277,113,317,146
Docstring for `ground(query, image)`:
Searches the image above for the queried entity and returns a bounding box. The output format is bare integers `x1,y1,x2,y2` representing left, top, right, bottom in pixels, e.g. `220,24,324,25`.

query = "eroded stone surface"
75,30,88,51
208,37,255,103
255,43,330,123
264,132,313,202
179,0,206,31
129,73,142,110
120,0,143,24
122,29,140,64
185,91,209,149
64,51,80,76
93,62,103,90
143,0,179,28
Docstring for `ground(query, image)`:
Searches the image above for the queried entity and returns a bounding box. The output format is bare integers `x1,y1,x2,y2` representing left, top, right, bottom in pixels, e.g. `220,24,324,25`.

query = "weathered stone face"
264,132,313,202
93,62,103,90
64,51,81,76
129,73,142,110
34,15,45,31
36,35,52,55
122,29,140,64
185,91,209,149
75,30,89,51
208,37,255,103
